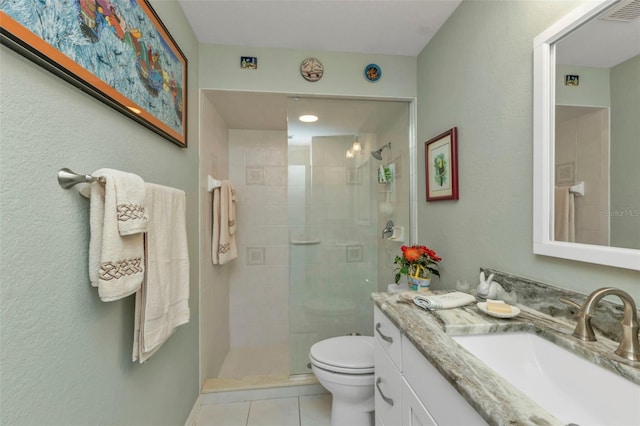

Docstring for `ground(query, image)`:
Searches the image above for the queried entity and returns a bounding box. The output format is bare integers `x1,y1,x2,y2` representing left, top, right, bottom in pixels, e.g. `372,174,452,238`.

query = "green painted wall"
199,44,417,98
556,64,610,107
0,1,200,425
416,0,639,296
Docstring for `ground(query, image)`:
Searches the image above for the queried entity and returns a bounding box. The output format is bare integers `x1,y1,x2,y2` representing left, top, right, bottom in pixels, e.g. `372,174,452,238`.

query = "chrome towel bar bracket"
57,168,105,189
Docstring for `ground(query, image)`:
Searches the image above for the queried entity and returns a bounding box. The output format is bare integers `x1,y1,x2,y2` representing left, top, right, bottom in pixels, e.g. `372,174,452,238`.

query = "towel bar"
57,168,105,189
569,181,584,196
207,175,222,192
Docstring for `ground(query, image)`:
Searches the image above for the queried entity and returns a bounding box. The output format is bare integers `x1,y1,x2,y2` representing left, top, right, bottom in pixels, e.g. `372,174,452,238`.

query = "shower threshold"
202,373,319,393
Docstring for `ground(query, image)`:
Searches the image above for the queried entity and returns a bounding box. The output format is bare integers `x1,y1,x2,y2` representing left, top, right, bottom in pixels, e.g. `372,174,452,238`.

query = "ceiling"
189,1,638,146
185,1,461,146
556,6,640,68
177,0,462,56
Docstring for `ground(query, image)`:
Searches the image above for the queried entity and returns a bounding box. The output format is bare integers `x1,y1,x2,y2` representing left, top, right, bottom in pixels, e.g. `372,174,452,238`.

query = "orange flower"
393,244,441,283
403,246,423,262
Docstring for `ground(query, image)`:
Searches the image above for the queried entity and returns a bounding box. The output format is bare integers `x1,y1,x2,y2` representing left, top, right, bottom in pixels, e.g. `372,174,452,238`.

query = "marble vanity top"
371,291,640,426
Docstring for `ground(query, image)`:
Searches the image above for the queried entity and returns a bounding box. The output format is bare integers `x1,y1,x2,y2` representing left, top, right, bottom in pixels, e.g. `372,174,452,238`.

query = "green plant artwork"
433,153,447,187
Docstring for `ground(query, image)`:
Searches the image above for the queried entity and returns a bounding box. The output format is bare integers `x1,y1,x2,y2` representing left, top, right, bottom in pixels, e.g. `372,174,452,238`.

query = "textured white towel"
414,292,476,310
554,185,575,242
97,168,148,235
133,183,190,363
227,181,237,235
211,180,237,265
87,172,145,302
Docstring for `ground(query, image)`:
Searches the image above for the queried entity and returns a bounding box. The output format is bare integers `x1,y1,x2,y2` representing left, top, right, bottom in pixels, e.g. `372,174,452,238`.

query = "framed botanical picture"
1,0,188,147
425,127,459,201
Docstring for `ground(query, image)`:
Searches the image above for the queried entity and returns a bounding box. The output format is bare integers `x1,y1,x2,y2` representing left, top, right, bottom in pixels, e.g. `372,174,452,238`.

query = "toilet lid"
309,336,374,374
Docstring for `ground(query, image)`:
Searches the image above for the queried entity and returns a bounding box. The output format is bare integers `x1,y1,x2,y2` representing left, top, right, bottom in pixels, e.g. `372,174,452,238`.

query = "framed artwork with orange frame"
1,0,187,147
425,127,459,201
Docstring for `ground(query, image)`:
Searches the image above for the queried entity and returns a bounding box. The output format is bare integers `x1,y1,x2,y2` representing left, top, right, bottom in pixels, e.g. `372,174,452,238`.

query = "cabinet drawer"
402,335,487,425
374,305,402,369
374,340,402,426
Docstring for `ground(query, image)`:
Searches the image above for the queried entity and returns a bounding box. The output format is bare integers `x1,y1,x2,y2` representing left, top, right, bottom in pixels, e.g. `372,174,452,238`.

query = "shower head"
371,143,391,160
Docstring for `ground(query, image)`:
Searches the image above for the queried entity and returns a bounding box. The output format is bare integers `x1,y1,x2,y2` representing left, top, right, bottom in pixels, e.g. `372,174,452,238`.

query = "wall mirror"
533,0,640,270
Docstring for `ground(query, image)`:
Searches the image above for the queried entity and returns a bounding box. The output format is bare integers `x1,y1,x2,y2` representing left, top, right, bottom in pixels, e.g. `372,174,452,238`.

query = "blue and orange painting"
1,0,186,144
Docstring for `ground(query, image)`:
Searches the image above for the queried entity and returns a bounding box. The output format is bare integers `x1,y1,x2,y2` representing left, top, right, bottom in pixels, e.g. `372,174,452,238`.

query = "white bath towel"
413,292,476,310
133,183,190,363
211,180,238,265
87,171,145,302
554,185,575,242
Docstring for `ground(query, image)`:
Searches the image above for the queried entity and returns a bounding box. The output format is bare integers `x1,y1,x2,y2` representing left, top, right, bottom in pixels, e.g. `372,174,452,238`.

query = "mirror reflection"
553,0,640,250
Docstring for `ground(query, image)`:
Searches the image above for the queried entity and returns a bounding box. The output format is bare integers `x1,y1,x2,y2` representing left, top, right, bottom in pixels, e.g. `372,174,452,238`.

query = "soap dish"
477,302,520,319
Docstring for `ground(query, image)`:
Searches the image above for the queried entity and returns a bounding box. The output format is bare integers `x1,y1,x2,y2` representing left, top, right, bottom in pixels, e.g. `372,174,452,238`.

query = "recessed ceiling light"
299,114,318,123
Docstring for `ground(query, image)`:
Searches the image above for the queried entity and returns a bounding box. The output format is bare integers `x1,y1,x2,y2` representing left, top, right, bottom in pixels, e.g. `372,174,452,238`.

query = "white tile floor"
194,394,332,426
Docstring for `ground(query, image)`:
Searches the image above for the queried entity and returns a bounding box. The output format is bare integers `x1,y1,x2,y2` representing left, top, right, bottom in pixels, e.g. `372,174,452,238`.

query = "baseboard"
184,394,201,426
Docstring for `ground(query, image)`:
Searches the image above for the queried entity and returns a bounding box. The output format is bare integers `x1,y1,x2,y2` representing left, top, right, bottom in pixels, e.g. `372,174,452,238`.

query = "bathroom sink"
452,332,640,425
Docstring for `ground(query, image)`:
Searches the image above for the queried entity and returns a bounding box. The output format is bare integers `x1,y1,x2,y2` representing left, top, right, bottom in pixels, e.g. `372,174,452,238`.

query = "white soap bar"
486,299,512,315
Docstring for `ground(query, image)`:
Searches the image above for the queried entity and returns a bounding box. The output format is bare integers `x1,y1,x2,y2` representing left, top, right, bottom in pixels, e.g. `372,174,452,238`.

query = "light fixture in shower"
346,135,362,159
299,114,318,123
351,136,362,153
371,142,391,160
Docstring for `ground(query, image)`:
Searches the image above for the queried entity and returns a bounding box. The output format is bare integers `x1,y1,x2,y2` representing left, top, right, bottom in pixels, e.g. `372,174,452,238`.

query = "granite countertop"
371,291,640,426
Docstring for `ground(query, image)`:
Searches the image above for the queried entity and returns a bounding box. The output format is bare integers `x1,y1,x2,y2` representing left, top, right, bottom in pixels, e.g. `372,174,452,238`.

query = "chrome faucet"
382,220,394,239
561,287,640,362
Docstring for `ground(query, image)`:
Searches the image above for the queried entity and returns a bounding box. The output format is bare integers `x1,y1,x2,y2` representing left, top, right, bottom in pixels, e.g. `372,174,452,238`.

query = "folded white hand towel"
414,292,476,310
87,173,144,302
133,183,190,363
95,168,148,236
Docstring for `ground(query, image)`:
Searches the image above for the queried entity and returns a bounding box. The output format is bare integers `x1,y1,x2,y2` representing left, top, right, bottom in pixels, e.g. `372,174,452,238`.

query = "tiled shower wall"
227,130,379,374
228,130,290,349
556,107,609,245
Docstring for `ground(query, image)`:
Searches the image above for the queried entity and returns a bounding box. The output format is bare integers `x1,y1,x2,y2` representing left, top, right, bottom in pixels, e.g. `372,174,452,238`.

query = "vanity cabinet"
374,305,403,426
374,306,486,425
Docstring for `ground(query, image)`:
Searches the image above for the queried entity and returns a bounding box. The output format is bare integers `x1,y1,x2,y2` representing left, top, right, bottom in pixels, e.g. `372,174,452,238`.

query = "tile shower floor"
193,394,331,426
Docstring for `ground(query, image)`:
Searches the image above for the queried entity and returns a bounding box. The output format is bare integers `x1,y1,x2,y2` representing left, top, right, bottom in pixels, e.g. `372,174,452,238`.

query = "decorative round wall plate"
300,57,324,82
364,64,381,82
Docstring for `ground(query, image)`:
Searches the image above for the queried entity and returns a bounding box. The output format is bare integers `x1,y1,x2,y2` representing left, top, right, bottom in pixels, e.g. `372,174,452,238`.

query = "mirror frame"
533,0,640,271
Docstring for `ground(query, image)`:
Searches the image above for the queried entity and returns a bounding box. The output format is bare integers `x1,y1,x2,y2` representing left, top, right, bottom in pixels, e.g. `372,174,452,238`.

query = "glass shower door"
288,134,377,375
286,96,410,375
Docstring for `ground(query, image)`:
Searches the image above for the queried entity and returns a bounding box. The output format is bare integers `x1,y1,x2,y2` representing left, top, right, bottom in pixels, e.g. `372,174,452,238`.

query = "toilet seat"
309,336,374,374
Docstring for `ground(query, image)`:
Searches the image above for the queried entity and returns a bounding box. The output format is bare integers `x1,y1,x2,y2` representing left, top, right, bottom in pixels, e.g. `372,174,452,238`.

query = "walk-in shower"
200,92,411,393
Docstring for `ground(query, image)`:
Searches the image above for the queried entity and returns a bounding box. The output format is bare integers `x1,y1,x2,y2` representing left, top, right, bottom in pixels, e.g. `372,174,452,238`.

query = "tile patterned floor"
194,394,331,426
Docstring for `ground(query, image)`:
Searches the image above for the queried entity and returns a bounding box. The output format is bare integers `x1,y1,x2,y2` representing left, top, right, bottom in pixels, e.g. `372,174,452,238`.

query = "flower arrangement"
394,245,441,284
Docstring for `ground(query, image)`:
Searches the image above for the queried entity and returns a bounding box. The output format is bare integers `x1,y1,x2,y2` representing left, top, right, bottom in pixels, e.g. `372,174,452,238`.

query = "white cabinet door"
374,339,402,426
402,335,487,425
402,378,437,426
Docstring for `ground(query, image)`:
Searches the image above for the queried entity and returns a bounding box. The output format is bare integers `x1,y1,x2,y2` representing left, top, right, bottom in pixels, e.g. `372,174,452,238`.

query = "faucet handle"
559,297,581,311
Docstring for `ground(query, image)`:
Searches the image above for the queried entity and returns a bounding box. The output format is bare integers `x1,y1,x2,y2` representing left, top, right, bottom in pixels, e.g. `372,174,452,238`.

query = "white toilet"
309,335,375,426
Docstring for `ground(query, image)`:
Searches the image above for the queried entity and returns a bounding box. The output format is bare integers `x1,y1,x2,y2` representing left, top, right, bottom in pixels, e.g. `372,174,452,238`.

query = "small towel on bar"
133,183,190,363
87,169,145,302
413,292,476,311
98,168,147,235
554,185,575,242
211,180,237,265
